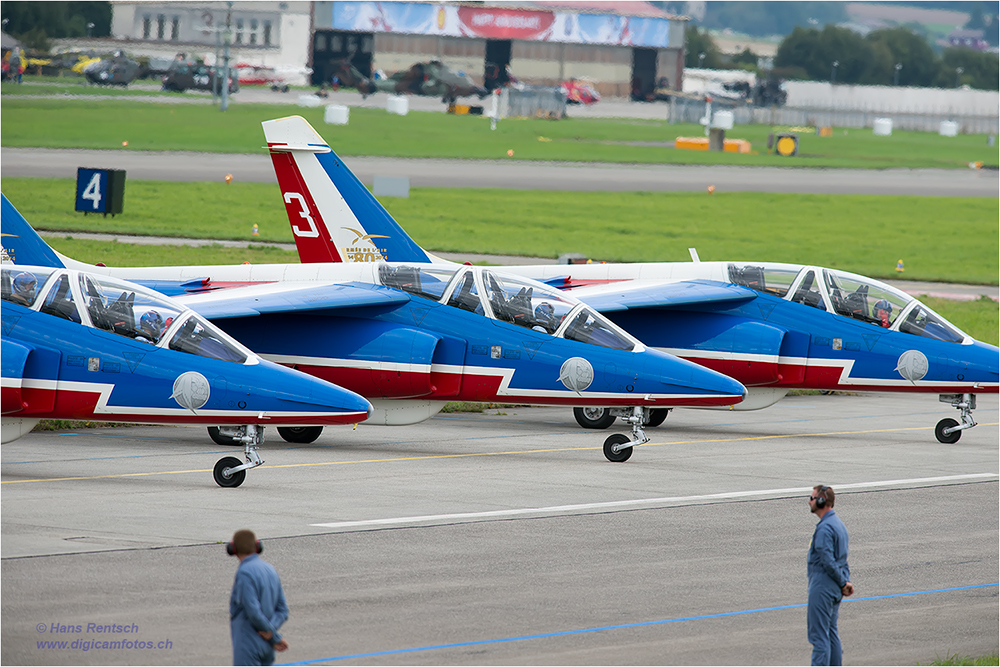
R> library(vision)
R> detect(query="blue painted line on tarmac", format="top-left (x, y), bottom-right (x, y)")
top-left (278, 583), bottom-right (998, 666)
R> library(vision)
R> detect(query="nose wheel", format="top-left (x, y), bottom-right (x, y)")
top-left (212, 425), bottom-right (266, 487)
top-left (602, 407), bottom-right (650, 462)
top-left (214, 457), bottom-right (246, 487)
top-left (935, 394), bottom-right (978, 444)
top-left (603, 434), bottom-right (633, 462)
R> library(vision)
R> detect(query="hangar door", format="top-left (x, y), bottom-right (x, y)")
top-left (312, 30), bottom-right (373, 86)
top-left (484, 40), bottom-right (511, 91)
top-left (631, 47), bottom-right (657, 101)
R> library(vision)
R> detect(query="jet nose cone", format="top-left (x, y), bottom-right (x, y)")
top-left (648, 351), bottom-right (746, 407)
top-left (311, 379), bottom-right (374, 418)
top-left (263, 360), bottom-right (372, 423)
top-left (970, 340), bottom-right (1000, 385)
top-left (703, 370), bottom-right (747, 404)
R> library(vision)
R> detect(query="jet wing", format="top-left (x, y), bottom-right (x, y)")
top-left (574, 279), bottom-right (758, 313)
top-left (177, 281), bottom-right (410, 319)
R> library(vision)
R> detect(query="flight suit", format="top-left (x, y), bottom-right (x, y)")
top-left (807, 510), bottom-right (850, 666)
top-left (230, 554), bottom-right (289, 666)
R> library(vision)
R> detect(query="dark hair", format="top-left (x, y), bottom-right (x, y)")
top-left (813, 485), bottom-right (835, 507)
top-left (232, 529), bottom-right (257, 555)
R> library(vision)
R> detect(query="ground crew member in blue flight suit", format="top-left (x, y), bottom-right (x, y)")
top-left (807, 485), bottom-right (854, 666)
top-left (229, 529), bottom-right (289, 666)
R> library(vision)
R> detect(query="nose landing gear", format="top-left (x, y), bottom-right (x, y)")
top-left (603, 406), bottom-right (651, 462)
top-left (935, 393), bottom-right (978, 444)
top-left (213, 425), bottom-right (266, 487)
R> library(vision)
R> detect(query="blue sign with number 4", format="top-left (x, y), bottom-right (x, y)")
top-left (76, 168), bottom-right (109, 213)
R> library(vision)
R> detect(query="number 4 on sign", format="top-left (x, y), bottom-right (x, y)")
top-left (82, 173), bottom-right (103, 210)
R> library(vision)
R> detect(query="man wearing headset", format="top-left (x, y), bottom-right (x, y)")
top-left (807, 485), bottom-right (854, 666)
top-left (229, 530), bottom-right (289, 665)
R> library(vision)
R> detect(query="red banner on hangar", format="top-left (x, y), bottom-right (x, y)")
top-left (456, 6), bottom-right (555, 40)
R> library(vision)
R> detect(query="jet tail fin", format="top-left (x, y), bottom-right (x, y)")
top-left (262, 116), bottom-right (435, 264)
top-left (1, 194), bottom-right (77, 269)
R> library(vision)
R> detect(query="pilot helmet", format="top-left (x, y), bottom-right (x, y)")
top-left (873, 299), bottom-right (892, 316)
top-left (12, 272), bottom-right (37, 303)
top-left (534, 301), bottom-right (555, 323)
top-left (140, 309), bottom-right (165, 342)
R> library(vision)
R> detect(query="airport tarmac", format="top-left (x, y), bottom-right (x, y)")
top-left (5, 146), bottom-right (997, 197)
top-left (2, 392), bottom-right (997, 665)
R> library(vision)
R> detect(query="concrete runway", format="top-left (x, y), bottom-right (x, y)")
top-left (2, 392), bottom-right (997, 665)
top-left (5, 82), bottom-right (997, 195)
top-left (4, 146), bottom-right (997, 197)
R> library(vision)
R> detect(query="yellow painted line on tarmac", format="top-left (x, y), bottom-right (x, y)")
top-left (3, 422), bottom-right (996, 485)
top-left (0, 468), bottom-right (214, 484)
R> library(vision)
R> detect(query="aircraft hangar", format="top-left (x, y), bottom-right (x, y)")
top-left (312, 1), bottom-right (689, 100)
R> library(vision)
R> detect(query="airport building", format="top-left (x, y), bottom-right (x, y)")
top-left (312, 2), bottom-right (688, 99)
top-left (98, 1), bottom-right (687, 97)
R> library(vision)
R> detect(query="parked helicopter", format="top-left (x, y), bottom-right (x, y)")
top-left (162, 58), bottom-right (238, 93)
top-left (83, 51), bottom-right (141, 86)
top-left (332, 58), bottom-right (488, 104)
top-left (258, 115), bottom-right (999, 444)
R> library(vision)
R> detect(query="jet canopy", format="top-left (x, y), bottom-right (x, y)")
top-left (378, 264), bottom-right (642, 351)
top-left (727, 263), bottom-right (969, 344)
top-left (1, 266), bottom-right (258, 364)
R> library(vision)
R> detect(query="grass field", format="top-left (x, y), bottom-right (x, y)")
top-left (1, 92), bottom-right (997, 169)
top-left (6, 177), bottom-right (997, 285)
top-left (926, 653), bottom-right (1000, 666)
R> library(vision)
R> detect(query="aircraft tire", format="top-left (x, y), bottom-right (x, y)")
top-left (934, 418), bottom-right (961, 444)
top-left (574, 407), bottom-right (616, 429)
top-left (277, 426), bottom-right (324, 444)
top-left (645, 409), bottom-right (669, 427)
top-left (208, 426), bottom-right (239, 446)
top-left (214, 457), bottom-right (246, 487)
top-left (603, 433), bottom-right (633, 462)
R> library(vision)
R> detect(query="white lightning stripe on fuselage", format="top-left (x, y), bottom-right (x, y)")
top-left (658, 347), bottom-right (999, 390)
top-left (7, 378), bottom-right (366, 420)
top-left (262, 354), bottom-right (741, 401)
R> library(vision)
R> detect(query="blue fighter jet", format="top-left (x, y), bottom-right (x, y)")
top-left (258, 115), bottom-right (999, 444)
top-left (1, 196), bottom-right (747, 463)
top-left (1, 264), bottom-right (372, 487)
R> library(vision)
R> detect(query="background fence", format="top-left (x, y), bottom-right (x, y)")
top-left (666, 96), bottom-right (999, 134)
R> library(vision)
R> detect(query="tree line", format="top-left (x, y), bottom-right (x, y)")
top-left (685, 24), bottom-right (998, 91)
top-left (1, 1), bottom-right (111, 50)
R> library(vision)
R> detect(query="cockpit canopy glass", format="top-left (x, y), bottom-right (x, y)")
top-left (378, 264), bottom-right (638, 351)
top-left (79, 273), bottom-right (250, 362)
top-left (81, 273), bottom-right (187, 343)
top-left (378, 264), bottom-right (456, 302)
top-left (728, 264), bottom-right (799, 298)
top-left (2, 267), bottom-right (253, 363)
top-left (1, 266), bottom-right (57, 308)
top-left (823, 269), bottom-right (909, 328)
top-left (481, 270), bottom-right (576, 334)
top-left (726, 263), bottom-right (969, 344)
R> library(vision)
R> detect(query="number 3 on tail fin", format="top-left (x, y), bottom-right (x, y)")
top-left (285, 192), bottom-right (319, 238)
